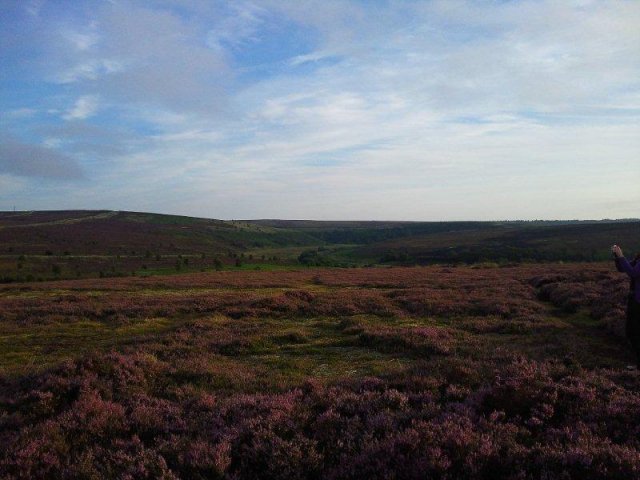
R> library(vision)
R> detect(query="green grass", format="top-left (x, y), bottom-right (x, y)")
top-left (213, 316), bottom-right (414, 389)
top-left (0, 317), bottom-right (176, 376)
top-left (1, 299), bottom-right (630, 382)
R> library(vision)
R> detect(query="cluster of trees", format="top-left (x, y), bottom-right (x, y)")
top-left (298, 249), bottom-right (355, 267)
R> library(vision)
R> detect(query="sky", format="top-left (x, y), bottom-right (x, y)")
top-left (1, 0), bottom-right (639, 221)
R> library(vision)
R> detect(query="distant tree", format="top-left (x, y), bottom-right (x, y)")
top-left (235, 258), bottom-right (242, 267)
top-left (214, 258), bottom-right (223, 271)
top-left (51, 264), bottom-right (61, 276)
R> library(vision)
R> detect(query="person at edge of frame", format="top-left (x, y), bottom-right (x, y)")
top-left (612, 244), bottom-right (640, 370)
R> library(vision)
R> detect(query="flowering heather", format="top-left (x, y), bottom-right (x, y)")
top-left (529, 266), bottom-right (629, 335)
top-left (1, 263), bottom-right (639, 478)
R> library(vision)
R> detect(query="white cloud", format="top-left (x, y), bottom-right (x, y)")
top-left (56, 59), bottom-right (123, 84)
top-left (205, 1), bottom-right (267, 51)
top-left (63, 95), bottom-right (100, 120)
top-left (63, 26), bottom-right (99, 51)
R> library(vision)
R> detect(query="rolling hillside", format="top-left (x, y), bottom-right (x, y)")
top-left (0, 210), bottom-right (319, 281)
top-left (0, 210), bottom-right (638, 281)
top-left (352, 220), bottom-right (640, 264)
top-left (0, 210), bottom-right (318, 255)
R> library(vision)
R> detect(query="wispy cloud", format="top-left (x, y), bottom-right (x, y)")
top-left (205, 1), bottom-right (267, 51)
top-left (63, 95), bottom-right (100, 120)
top-left (56, 59), bottom-right (123, 84)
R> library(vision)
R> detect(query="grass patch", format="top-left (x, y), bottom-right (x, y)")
top-left (0, 317), bottom-right (175, 376)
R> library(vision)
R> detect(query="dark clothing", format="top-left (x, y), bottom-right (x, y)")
top-left (626, 295), bottom-right (640, 368)
top-left (615, 256), bottom-right (640, 302)
top-left (615, 256), bottom-right (640, 367)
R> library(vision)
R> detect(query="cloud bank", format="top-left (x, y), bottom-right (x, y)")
top-left (0, 137), bottom-right (84, 179)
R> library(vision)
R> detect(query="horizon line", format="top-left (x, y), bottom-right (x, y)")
top-left (0, 209), bottom-right (638, 224)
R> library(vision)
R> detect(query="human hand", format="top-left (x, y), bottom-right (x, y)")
top-left (612, 245), bottom-right (623, 258)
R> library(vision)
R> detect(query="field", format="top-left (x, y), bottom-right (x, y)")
top-left (1, 262), bottom-right (639, 479)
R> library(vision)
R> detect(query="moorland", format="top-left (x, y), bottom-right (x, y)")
top-left (0, 210), bottom-right (639, 479)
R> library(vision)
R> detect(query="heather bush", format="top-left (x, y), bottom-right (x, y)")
top-left (3, 351), bottom-right (639, 479)
top-left (529, 268), bottom-right (628, 336)
top-left (357, 326), bottom-right (454, 357)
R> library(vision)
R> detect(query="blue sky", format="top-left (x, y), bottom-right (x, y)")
top-left (1, 0), bottom-right (638, 220)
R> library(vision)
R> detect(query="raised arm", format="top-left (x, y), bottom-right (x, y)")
top-left (613, 245), bottom-right (625, 272)
top-left (616, 256), bottom-right (640, 279)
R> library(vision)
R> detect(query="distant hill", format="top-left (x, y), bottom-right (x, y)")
top-left (0, 210), bottom-right (319, 281)
top-left (0, 210), bottom-right (319, 256)
top-left (0, 210), bottom-right (638, 281)
top-left (352, 221), bottom-right (640, 264)
top-left (247, 218), bottom-right (640, 265)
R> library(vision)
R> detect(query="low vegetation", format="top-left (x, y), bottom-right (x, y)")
top-left (1, 263), bottom-right (638, 478)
